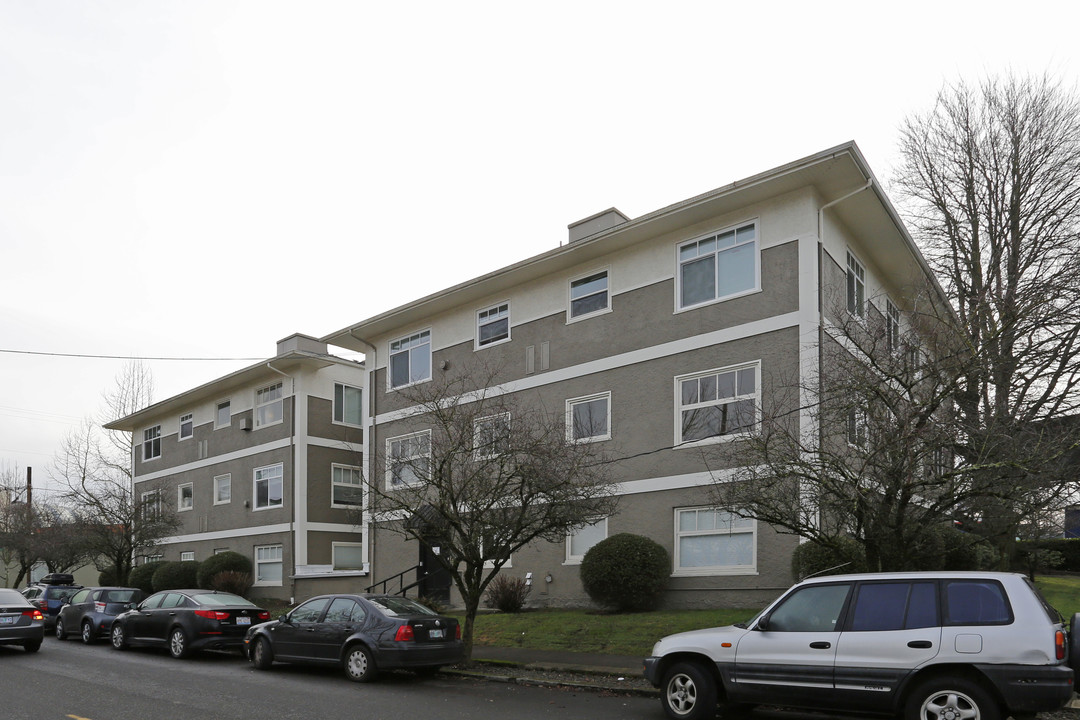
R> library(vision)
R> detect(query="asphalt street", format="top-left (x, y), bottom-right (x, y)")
top-left (0, 640), bottom-right (655, 720)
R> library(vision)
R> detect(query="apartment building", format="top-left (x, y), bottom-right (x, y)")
top-left (321, 142), bottom-right (939, 609)
top-left (105, 333), bottom-right (367, 602)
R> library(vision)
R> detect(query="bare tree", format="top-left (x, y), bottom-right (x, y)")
top-left (895, 73), bottom-right (1080, 552)
top-left (0, 462), bottom-right (37, 587)
top-left (360, 362), bottom-right (617, 661)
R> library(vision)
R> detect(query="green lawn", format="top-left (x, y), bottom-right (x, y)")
top-left (1034, 575), bottom-right (1080, 618)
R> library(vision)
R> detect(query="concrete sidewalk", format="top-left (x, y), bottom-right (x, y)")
top-left (471, 645), bottom-right (642, 675)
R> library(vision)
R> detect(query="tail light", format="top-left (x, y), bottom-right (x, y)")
top-left (394, 624), bottom-right (415, 642)
top-left (455, 624), bottom-right (461, 640)
top-left (22, 609), bottom-right (44, 621)
top-left (194, 609), bottom-right (231, 621)
top-left (257, 611), bottom-right (271, 621)
top-left (34, 600), bottom-right (46, 611)
top-left (1056, 630), bottom-right (1066, 661)
top-left (95, 602), bottom-right (106, 614)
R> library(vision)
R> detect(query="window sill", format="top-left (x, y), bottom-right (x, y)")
top-left (566, 306), bottom-right (612, 325)
top-left (671, 569), bottom-right (759, 577)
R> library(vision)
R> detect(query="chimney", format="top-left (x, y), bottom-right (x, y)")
top-left (567, 208), bottom-right (630, 244)
top-left (276, 333), bottom-right (327, 356)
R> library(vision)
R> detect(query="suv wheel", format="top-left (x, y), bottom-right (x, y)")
top-left (905, 677), bottom-right (1001, 720)
top-left (660, 661), bottom-right (717, 720)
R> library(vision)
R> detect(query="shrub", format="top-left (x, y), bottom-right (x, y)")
top-left (579, 533), bottom-right (669, 612)
top-left (152, 560), bottom-right (201, 591)
top-left (128, 561), bottom-right (166, 594)
top-left (98, 565), bottom-right (123, 586)
top-left (197, 551), bottom-right (253, 589)
top-left (208, 570), bottom-right (253, 596)
top-left (791, 537), bottom-right (867, 580)
top-left (484, 575), bottom-right (531, 612)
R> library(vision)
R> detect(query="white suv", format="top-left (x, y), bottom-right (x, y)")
top-left (643, 571), bottom-right (1076, 720)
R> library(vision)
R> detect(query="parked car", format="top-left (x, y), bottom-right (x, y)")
top-left (0, 587), bottom-right (45, 652)
top-left (643, 571), bottom-right (1078, 720)
top-left (56, 586), bottom-right (146, 644)
top-left (21, 573), bottom-right (83, 630)
top-left (110, 589), bottom-right (269, 658)
top-left (244, 594), bottom-right (463, 682)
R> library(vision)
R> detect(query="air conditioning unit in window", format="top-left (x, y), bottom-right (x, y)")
top-left (240, 417), bottom-right (252, 431)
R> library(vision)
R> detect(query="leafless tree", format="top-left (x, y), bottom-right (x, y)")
top-left (894, 72), bottom-right (1080, 553)
top-left (0, 462), bottom-right (37, 587)
top-left (359, 362), bottom-right (618, 661)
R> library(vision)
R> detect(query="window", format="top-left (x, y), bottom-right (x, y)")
top-left (765, 583), bottom-right (851, 632)
top-left (677, 364), bottom-right (757, 445)
top-left (141, 490), bottom-right (161, 521)
top-left (389, 330), bottom-right (431, 389)
top-left (214, 474), bottom-right (231, 505)
top-left (474, 413), bottom-right (511, 459)
top-left (566, 517), bottom-right (607, 564)
top-left (142, 425), bottom-right (161, 461)
top-left (332, 542), bottom-right (365, 571)
top-left (179, 413), bottom-right (193, 440)
top-left (253, 463), bottom-right (283, 510)
top-left (675, 507), bottom-right (755, 575)
top-left (476, 302), bottom-right (510, 348)
top-left (254, 544), bottom-right (283, 586)
top-left (331, 464), bottom-right (363, 507)
top-left (847, 251), bottom-right (866, 318)
top-left (566, 393), bottom-right (611, 443)
top-left (886, 300), bottom-right (901, 354)
top-left (386, 431), bottom-right (430, 488)
top-left (178, 483), bottom-right (193, 512)
top-left (678, 222), bottom-right (758, 309)
top-left (290, 597), bottom-right (329, 623)
top-left (334, 383), bottom-right (363, 426)
top-left (849, 582), bottom-right (937, 631)
top-left (944, 580), bottom-right (1012, 625)
top-left (325, 596), bottom-right (365, 623)
top-left (569, 270), bottom-right (609, 320)
top-left (847, 406), bottom-right (867, 448)
top-left (180, 551), bottom-right (195, 562)
top-left (216, 400), bottom-right (231, 429)
top-left (255, 382), bottom-right (283, 428)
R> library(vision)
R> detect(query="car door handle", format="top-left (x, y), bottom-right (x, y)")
top-left (809, 641), bottom-right (831, 649)
top-left (908, 640), bottom-right (933, 649)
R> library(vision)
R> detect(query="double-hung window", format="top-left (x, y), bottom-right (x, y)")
top-left (178, 483), bottom-right (193, 511)
top-left (677, 364), bottom-right (757, 445)
top-left (566, 392), bottom-right (611, 443)
top-left (179, 413), bottom-right (193, 440)
top-left (333, 383), bottom-right (363, 426)
top-left (141, 490), bottom-right (161, 521)
top-left (477, 303), bottom-right (510, 348)
top-left (569, 270), bottom-right (609, 320)
top-left (847, 406), bottom-right (868, 448)
top-left (386, 431), bottom-right (430, 488)
top-left (886, 300), bottom-right (901, 354)
top-left (331, 464), bottom-right (363, 507)
top-left (142, 426), bottom-right (161, 461)
top-left (474, 413), bottom-right (511, 459)
top-left (255, 382), bottom-right (283, 428)
top-left (253, 463), bottom-right (283, 510)
top-left (678, 222), bottom-right (758, 309)
top-left (675, 508), bottom-right (755, 575)
top-left (332, 543), bottom-right (365, 571)
top-left (389, 331), bottom-right (431, 389)
top-left (216, 400), bottom-right (231, 429)
top-left (254, 544), bottom-right (283, 586)
top-left (214, 474), bottom-right (231, 505)
top-left (566, 517), bottom-right (608, 564)
top-left (847, 251), bottom-right (866, 319)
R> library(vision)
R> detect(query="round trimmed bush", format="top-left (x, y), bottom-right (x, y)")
top-left (98, 565), bottom-right (122, 586)
top-left (579, 533), bottom-right (669, 612)
top-left (791, 537), bottom-right (867, 579)
top-left (128, 561), bottom-right (166, 594)
top-left (152, 561), bottom-right (201, 591)
top-left (197, 551), bottom-right (253, 589)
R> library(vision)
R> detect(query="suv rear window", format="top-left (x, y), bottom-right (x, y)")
top-left (943, 580), bottom-right (1012, 625)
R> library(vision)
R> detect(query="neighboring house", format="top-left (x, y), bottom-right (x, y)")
top-left (104, 333), bottom-right (367, 602)
top-left (320, 141), bottom-right (942, 609)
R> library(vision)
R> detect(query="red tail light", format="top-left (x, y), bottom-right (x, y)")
top-left (194, 609), bottom-right (231, 621)
top-left (1056, 630), bottom-right (1066, 660)
top-left (257, 611), bottom-right (270, 621)
top-left (22, 609), bottom-right (44, 621)
top-left (34, 600), bottom-right (46, 610)
top-left (95, 602), bottom-right (106, 613)
top-left (455, 624), bottom-right (461, 640)
top-left (394, 624), bottom-right (415, 642)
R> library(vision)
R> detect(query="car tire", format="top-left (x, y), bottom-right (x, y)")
top-left (55, 618), bottom-right (66, 640)
top-left (252, 636), bottom-right (274, 670)
top-left (110, 623), bottom-right (128, 650)
top-left (24, 640), bottom-right (41, 653)
top-left (660, 661), bottom-right (718, 720)
top-left (168, 627), bottom-right (189, 659)
top-left (81, 620), bottom-right (95, 645)
top-left (905, 676), bottom-right (1001, 720)
top-left (343, 644), bottom-right (378, 683)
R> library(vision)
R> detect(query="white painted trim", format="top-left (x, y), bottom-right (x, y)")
top-left (158, 522), bottom-right (292, 545)
top-left (566, 266), bottom-right (613, 324)
top-left (674, 218), bottom-right (762, 313)
top-left (565, 392), bottom-right (611, 443)
top-left (132, 438), bottom-right (291, 484)
top-left (475, 300), bottom-right (512, 351)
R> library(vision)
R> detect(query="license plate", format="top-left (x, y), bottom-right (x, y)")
top-left (0, 616), bottom-right (13, 625)
top-left (429, 628), bottom-right (444, 639)
top-left (236, 617), bottom-right (251, 625)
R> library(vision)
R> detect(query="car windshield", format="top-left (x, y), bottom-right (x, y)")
top-left (193, 593), bottom-right (255, 607)
top-left (368, 597), bottom-right (437, 616)
top-left (104, 590), bottom-right (139, 603)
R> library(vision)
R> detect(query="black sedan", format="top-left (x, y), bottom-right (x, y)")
top-left (110, 589), bottom-right (269, 658)
top-left (245, 594), bottom-right (463, 682)
top-left (56, 586), bottom-right (146, 644)
top-left (0, 588), bottom-right (45, 653)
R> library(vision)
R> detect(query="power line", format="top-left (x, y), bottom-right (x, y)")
top-left (0, 349), bottom-right (263, 361)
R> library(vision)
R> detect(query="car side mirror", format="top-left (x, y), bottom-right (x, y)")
top-left (279, 613), bottom-right (290, 624)
top-left (755, 613), bottom-right (770, 631)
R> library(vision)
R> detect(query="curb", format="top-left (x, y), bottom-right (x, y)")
top-left (443, 663), bottom-right (658, 698)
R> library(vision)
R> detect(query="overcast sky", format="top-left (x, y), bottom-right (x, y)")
top-left (2, 1), bottom-right (1077, 497)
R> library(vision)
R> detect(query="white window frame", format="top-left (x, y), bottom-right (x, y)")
top-left (214, 474), bottom-right (231, 505)
top-left (475, 302), bottom-right (511, 349)
top-left (333, 383), bottom-right (363, 427)
top-left (142, 425), bottom-right (161, 461)
top-left (886, 299), bottom-right (901, 355)
top-left (331, 463), bottom-right (364, 508)
top-left (567, 268), bottom-right (611, 322)
top-left (674, 507), bottom-right (757, 576)
top-left (178, 482), bottom-right (193, 512)
top-left (565, 517), bottom-right (608, 564)
top-left (388, 329), bottom-right (432, 390)
top-left (255, 382), bottom-right (284, 429)
top-left (565, 392), bottom-right (611, 443)
top-left (253, 463), bottom-right (284, 511)
top-left (481, 535), bottom-right (513, 569)
top-left (473, 413), bottom-right (511, 460)
top-left (254, 544), bottom-right (283, 586)
top-left (216, 400), bottom-right (231, 429)
top-left (332, 542), bottom-right (365, 571)
top-left (180, 551), bottom-right (195, 562)
top-left (385, 430), bottom-right (430, 490)
top-left (141, 490), bottom-right (161, 521)
top-left (676, 220), bottom-right (760, 311)
top-left (179, 413), bottom-right (193, 441)
top-left (847, 250), bottom-right (866, 320)
top-left (675, 362), bottom-right (759, 447)
top-left (847, 405), bottom-right (868, 448)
